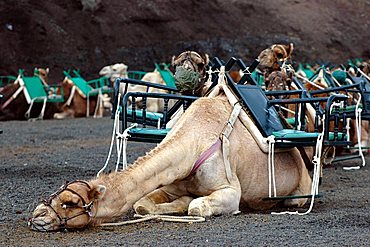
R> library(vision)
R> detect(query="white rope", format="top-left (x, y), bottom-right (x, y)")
top-left (266, 136), bottom-right (276, 198)
top-left (272, 115), bottom-right (325, 215)
top-left (97, 93), bottom-right (138, 177)
top-left (115, 123), bottom-right (138, 171)
top-left (97, 92), bottom-right (122, 177)
top-left (357, 67), bottom-right (370, 81)
top-left (25, 96), bottom-right (47, 120)
top-left (65, 85), bottom-right (76, 107)
top-left (99, 214), bottom-right (205, 227)
top-left (297, 104), bottom-right (302, 130)
top-left (295, 73), bottom-right (326, 90)
top-left (93, 89), bottom-right (103, 118)
top-left (344, 93), bottom-right (365, 170)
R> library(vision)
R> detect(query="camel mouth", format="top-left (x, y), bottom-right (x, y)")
top-left (28, 217), bottom-right (59, 232)
top-left (28, 204), bottom-right (61, 232)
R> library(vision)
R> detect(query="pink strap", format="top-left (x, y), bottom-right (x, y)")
top-left (189, 139), bottom-right (221, 175)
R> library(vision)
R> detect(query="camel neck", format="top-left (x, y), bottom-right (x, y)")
top-left (89, 139), bottom-right (195, 223)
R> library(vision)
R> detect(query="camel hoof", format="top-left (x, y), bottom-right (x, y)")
top-left (188, 198), bottom-right (213, 217)
top-left (134, 205), bottom-right (151, 215)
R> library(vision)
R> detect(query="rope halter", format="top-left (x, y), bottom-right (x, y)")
top-left (29, 180), bottom-right (94, 231)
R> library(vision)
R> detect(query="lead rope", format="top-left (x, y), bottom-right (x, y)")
top-left (266, 136), bottom-right (277, 198)
top-left (344, 93), bottom-right (365, 170)
top-left (99, 214), bottom-right (205, 227)
top-left (115, 123), bottom-right (138, 171)
top-left (271, 115), bottom-right (325, 215)
top-left (97, 90), bottom-right (138, 177)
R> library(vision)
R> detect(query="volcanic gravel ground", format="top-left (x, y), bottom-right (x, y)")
top-left (0, 117), bottom-right (369, 246)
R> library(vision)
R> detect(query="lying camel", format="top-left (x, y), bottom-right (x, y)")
top-left (99, 63), bottom-right (128, 84)
top-left (53, 77), bottom-right (104, 119)
top-left (29, 91), bottom-right (312, 231)
top-left (172, 50), bottom-right (209, 96)
top-left (0, 68), bottom-right (59, 121)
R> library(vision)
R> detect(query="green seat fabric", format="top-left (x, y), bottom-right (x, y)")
top-left (22, 76), bottom-right (48, 102)
top-left (272, 129), bottom-right (320, 139)
top-left (252, 70), bottom-right (264, 86)
top-left (69, 77), bottom-right (95, 97)
top-left (332, 70), bottom-right (347, 84)
top-left (155, 63), bottom-right (177, 89)
top-left (128, 71), bottom-right (147, 80)
top-left (336, 104), bottom-right (362, 113)
top-left (285, 117), bottom-right (296, 125)
top-left (22, 76), bottom-right (64, 103)
top-left (126, 108), bottom-right (163, 121)
top-left (129, 128), bottom-right (171, 136)
top-left (273, 129), bottom-right (345, 140)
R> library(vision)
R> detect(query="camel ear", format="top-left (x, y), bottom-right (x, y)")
top-left (287, 43), bottom-right (294, 57)
top-left (88, 185), bottom-right (106, 200)
top-left (171, 55), bottom-right (177, 66)
top-left (203, 54), bottom-right (209, 66)
top-left (46, 68), bottom-right (49, 74)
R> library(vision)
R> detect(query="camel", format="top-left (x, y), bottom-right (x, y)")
top-left (172, 51), bottom-right (209, 96)
top-left (99, 63), bottom-right (128, 84)
top-left (258, 43), bottom-right (294, 81)
top-left (0, 68), bottom-right (59, 121)
top-left (53, 77), bottom-right (104, 119)
top-left (99, 62), bottom-right (172, 112)
top-left (29, 88), bottom-right (312, 231)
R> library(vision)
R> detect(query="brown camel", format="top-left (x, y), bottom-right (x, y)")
top-left (258, 43), bottom-right (294, 71)
top-left (53, 77), bottom-right (103, 119)
top-left (0, 68), bottom-right (60, 121)
top-left (172, 50), bottom-right (209, 96)
top-left (29, 91), bottom-right (312, 231)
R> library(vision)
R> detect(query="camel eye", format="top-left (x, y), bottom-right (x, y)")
top-left (62, 201), bottom-right (78, 208)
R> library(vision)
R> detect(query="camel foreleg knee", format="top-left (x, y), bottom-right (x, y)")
top-left (134, 188), bottom-right (193, 215)
top-left (188, 187), bottom-right (240, 217)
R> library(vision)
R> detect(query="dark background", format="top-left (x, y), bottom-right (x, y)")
top-left (1, 0), bottom-right (369, 83)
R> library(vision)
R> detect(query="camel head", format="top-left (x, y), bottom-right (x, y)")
top-left (34, 67), bottom-right (50, 84)
top-left (265, 70), bottom-right (292, 92)
top-left (172, 51), bottom-right (209, 96)
top-left (258, 43), bottom-right (294, 71)
top-left (99, 63), bottom-right (128, 82)
top-left (28, 180), bottom-right (106, 232)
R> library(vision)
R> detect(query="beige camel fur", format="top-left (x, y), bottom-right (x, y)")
top-left (99, 63), bottom-right (171, 112)
top-left (29, 92), bottom-right (312, 232)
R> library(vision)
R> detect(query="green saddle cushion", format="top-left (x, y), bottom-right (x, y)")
top-left (126, 108), bottom-right (163, 120)
top-left (285, 117), bottom-right (296, 125)
top-left (273, 129), bottom-right (346, 140)
top-left (272, 129), bottom-right (319, 139)
top-left (129, 128), bottom-right (171, 136)
top-left (23, 76), bottom-right (47, 101)
top-left (70, 77), bottom-right (93, 96)
top-left (332, 70), bottom-right (347, 84)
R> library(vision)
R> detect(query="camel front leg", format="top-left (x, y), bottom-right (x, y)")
top-left (188, 187), bottom-right (241, 217)
top-left (134, 186), bottom-right (194, 215)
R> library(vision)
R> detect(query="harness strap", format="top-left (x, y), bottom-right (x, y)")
top-left (221, 103), bottom-right (242, 183)
top-left (25, 96), bottom-right (47, 120)
top-left (1, 85), bottom-right (24, 110)
top-left (65, 85), bottom-right (76, 107)
top-left (189, 139), bottom-right (221, 176)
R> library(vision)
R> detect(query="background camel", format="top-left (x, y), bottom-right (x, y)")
top-left (0, 68), bottom-right (59, 121)
top-left (29, 92), bottom-right (311, 231)
top-left (53, 77), bottom-right (104, 119)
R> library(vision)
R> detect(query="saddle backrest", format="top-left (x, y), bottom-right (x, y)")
top-left (230, 84), bottom-right (285, 137)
